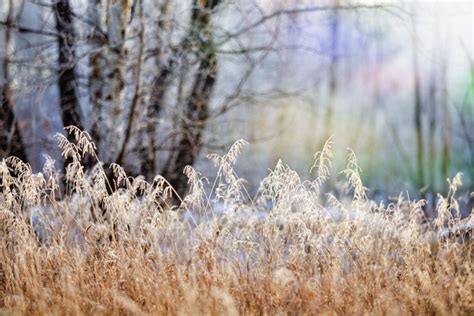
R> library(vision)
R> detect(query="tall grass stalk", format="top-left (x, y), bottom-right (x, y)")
top-left (0, 128), bottom-right (472, 315)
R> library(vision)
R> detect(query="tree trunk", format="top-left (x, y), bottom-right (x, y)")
top-left (116, 0), bottom-right (145, 167)
top-left (89, 0), bottom-right (131, 162)
top-left (0, 0), bottom-right (27, 161)
top-left (0, 90), bottom-right (26, 161)
top-left (54, 0), bottom-right (83, 133)
top-left (440, 57), bottom-right (451, 190)
top-left (137, 0), bottom-right (172, 180)
top-left (427, 64), bottom-right (437, 205)
top-left (161, 0), bottom-right (220, 200)
top-left (89, 0), bottom-right (106, 154)
top-left (414, 63), bottom-right (425, 195)
top-left (53, 0), bottom-right (99, 176)
top-left (412, 25), bottom-right (425, 197)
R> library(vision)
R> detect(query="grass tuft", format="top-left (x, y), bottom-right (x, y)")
top-left (0, 131), bottom-right (472, 315)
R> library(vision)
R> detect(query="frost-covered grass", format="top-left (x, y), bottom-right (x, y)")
top-left (0, 127), bottom-right (472, 315)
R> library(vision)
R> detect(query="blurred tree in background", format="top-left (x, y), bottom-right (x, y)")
top-left (0, 0), bottom-right (472, 204)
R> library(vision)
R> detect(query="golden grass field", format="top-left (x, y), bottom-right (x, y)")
top-left (0, 128), bottom-right (472, 315)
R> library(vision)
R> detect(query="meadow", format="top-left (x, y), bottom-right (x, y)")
top-left (0, 128), bottom-right (472, 315)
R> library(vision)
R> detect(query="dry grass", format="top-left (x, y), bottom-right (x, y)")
top-left (0, 128), bottom-right (472, 315)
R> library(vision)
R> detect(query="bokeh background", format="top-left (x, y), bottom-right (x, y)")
top-left (1, 0), bottom-right (472, 202)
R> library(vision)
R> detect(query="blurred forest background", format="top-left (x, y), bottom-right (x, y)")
top-left (0, 0), bottom-right (472, 204)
